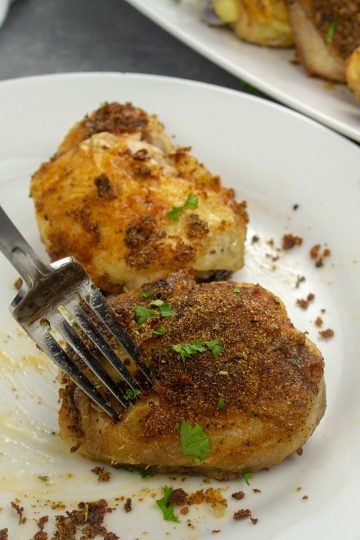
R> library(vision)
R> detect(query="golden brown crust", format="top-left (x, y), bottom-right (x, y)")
top-left (59, 272), bottom-right (325, 477)
top-left (31, 104), bottom-right (248, 293)
top-left (295, 0), bottom-right (360, 60)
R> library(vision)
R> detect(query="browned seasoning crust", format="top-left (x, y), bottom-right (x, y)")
top-left (233, 508), bottom-right (252, 520)
top-left (59, 271), bottom-right (326, 479)
top-left (0, 530), bottom-right (8, 540)
top-left (296, 0), bottom-right (360, 60)
top-left (31, 102), bottom-right (248, 293)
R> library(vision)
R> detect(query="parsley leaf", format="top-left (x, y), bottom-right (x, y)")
top-left (124, 388), bottom-right (141, 401)
top-left (134, 306), bottom-right (158, 324)
top-left (166, 193), bottom-right (199, 222)
top-left (183, 192), bottom-right (198, 210)
top-left (205, 339), bottom-right (223, 358)
top-left (126, 467), bottom-right (154, 478)
top-left (172, 339), bottom-right (223, 361)
top-left (139, 288), bottom-right (158, 298)
top-left (156, 486), bottom-right (180, 523)
top-left (150, 299), bottom-right (176, 317)
top-left (326, 20), bottom-right (337, 44)
top-left (216, 398), bottom-right (225, 409)
top-left (153, 325), bottom-right (167, 337)
top-left (242, 471), bottom-right (252, 485)
top-left (176, 420), bottom-right (210, 462)
top-left (233, 286), bottom-right (241, 293)
top-left (166, 206), bottom-right (183, 222)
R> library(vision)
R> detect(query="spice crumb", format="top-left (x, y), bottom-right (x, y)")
top-left (11, 500), bottom-right (26, 524)
top-left (251, 235), bottom-right (260, 244)
top-left (295, 275), bottom-right (306, 288)
top-left (296, 447), bottom-right (303, 456)
top-left (124, 498), bottom-right (132, 513)
top-left (292, 204), bottom-right (299, 211)
top-left (180, 507), bottom-right (189, 515)
top-left (302, 495), bottom-right (309, 500)
top-left (0, 529), bottom-right (8, 540)
top-left (314, 317), bottom-right (323, 327)
top-left (282, 233), bottom-right (303, 250)
top-left (233, 508), bottom-right (252, 521)
top-left (212, 530), bottom-right (221, 534)
top-left (91, 466), bottom-right (111, 482)
top-left (252, 488), bottom-right (261, 493)
top-left (250, 517), bottom-right (259, 525)
top-left (319, 328), bottom-right (334, 339)
top-left (296, 293), bottom-right (315, 310)
top-left (231, 491), bottom-right (245, 500)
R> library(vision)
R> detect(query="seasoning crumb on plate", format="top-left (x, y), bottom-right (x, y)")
top-left (233, 508), bottom-right (252, 520)
top-left (91, 466), bottom-right (111, 482)
top-left (319, 329), bottom-right (335, 339)
top-left (296, 293), bottom-right (315, 309)
top-left (231, 491), bottom-right (245, 500)
top-left (11, 500), bottom-right (26, 525)
top-left (282, 233), bottom-right (303, 250)
top-left (124, 498), bottom-right (132, 513)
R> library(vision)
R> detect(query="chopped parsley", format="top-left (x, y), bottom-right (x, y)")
top-left (156, 486), bottom-right (180, 523)
top-left (326, 20), bottom-right (337, 44)
top-left (134, 306), bottom-right (158, 324)
top-left (139, 288), bottom-right (158, 298)
top-left (153, 325), bottom-right (167, 337)
top-left (172, 339), bottom-right (223, 361)
top-left (242, 471), bottom-right (252, 485)
top-left (124, 388), bottom-right (141, 401)
top-left (166, 192), bottom-right (199, 222)
top-left (176, 420), bottom-right (210, 463)
top-left (233, 286), bottom-right (241, 293)
top-left (150, 299), bottom-right (176, 317)
top-left (216, 398), bottom-right (225, 409)
top-left (126, 467), bottom-right (154, 478)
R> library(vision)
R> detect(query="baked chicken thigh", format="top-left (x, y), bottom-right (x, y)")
top-left (31, 103), bottom-right (248, 294)
top-left (59, 271), bottom-right (326, 479)
top-left (288, 0), bottom-right (360, 93)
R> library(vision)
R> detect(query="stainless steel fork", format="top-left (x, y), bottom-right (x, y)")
top-left (0, 206), bottom-right (155, 420)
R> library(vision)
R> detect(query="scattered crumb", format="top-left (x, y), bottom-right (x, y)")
top-left (169, 488), bottom-right (188, 506)
top-left (302, 495), bottom-right (309, 501)
top-left (319, 328), bottom-right (334, 339)
top-left (212, 530), bottom-right (221, 534)
top-left (282, 233), bottom-right (303, 250)
top-left (180, 507), bottom-right (189, 515)
top-left (321, 308), bottom-right (326, 314)
top-left (292, 204), bottom-right (299, 211)
top-left (231, 491), bottom-right (245, 500)
top-left (295, 275), bottom-right (306, 289)
top-left (296, 447), bottom-right (303, 456)
top-left (296, 293), bottom-right (315, 309)
top-left (233, 509), bottom-right (252, 521)
top-left (252, 489), bottom-right (261, 494)
top-left (310, 244), bottom-right (331, 267)
top-left (0, 530), bottom-right (8, 540)
top-left (91, 466), bottom-right (111, 482)
top-left (32, 515), bottom-right (48, 540)
top-left (250, 517), bottom-right (259, 525)
top-left (314, 317), bottom-right (323, 328)
top-left (70, 442), bottom-right (81, 453)
top-left (11, 500), bottom-right (26, 524)
top-left (296, 487), bottom-right (302, 492)
top-left (124, 498), bottom-right (132, 513)
top-left (251, 235), bottom-right (260, 244)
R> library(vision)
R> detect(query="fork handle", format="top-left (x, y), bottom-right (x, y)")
top-left (0, 206), bottom-right (49, 287)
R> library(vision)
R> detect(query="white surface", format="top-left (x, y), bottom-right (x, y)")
top-left (0, 73), bottom-right (360, 539)
top-left (126, 0), bottom-right (360, 142)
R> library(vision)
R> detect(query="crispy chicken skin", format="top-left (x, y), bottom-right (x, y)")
top-left (213, 0), bottom-right (293, 47)
top-left (59, 271), bottom-right (326, 479)
top-left (288, 0), bottom-right (360, 85)
top-left (31, 103), bottom-right (248, 294)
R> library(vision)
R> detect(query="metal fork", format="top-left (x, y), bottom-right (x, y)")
top-left (0, 206), bottom-right (155, 420)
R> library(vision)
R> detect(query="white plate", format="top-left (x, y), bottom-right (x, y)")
top-left (0, 73), bottom-right (360, 539)
top-left (126, 0), bottom-right (360, 142)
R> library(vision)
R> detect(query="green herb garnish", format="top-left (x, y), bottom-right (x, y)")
top-left (172, 339), bottom-right (223, 361)
top-left (176, 420), bottom-right (210, 463)
top-left (242, 471), bottom-right (252, 485)
top-left (153, 325), bottom-right (167, 337)
top-left (150, 299), bottom-right (176, 317)
top-left (166, 192), bottom-right (199, 222)
top-left (217, 398), bottom-right (225, 409)
top-left (126, 467), bottom-right (154, 478)
top-left (156, 486), bottom-right (180, 522)
top-left (134, 305), bottom-right (158, 324)
top-left (139, 288), bottom-right (158, 298)
top-left (326, 20), bottom-right (337, 44)
top-left (233, 286), bottom-right (241, 293)
top-left (124, 388), bottom-right (141, 401)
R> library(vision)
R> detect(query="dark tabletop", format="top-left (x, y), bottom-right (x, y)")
top-left (0, 0), bottom-right (253, 94)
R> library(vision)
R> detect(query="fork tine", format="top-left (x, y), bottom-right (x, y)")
top-left (65, 299), bottom-right (141, 391)
top-left (88, 288), bottom-right (156, 384)
top-left (35, 326), bottom-right (119, 420)
top-left (55, 313), bottom-right (129, 409)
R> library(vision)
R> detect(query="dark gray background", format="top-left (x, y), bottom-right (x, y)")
top-left (0, 0), bottom-right (259, 96)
